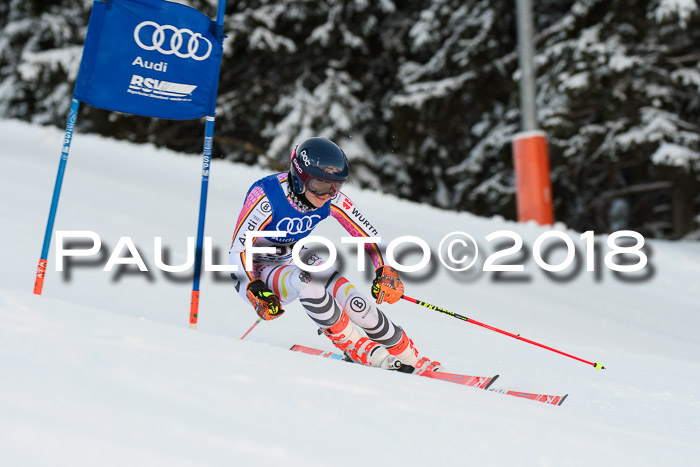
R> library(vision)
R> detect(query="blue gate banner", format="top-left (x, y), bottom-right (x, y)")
top-left (74, 0), bottom-right (223, 119)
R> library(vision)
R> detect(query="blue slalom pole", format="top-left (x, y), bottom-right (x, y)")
top-left (189, 0), bottom-right (226, 327)
top-left (189, 116), bottom-right (214, 327)
top-left (34, 98), bottom-right (81, 295)
top-left (215, 0), bottom-right (226, 37)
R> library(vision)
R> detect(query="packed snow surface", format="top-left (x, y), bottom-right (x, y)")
top-left (1, 119), bottom-right (699, 466)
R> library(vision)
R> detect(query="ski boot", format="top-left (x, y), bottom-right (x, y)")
top-left (385, 330), bottom-right (442, 375)
top-left (322, 311), bottom-right (404, 370)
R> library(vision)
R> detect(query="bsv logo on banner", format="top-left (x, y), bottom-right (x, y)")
top-left (129, 74), bottom-right (196, 99)
top-left (276, 215), bottom-right (321, 235)
top-left (134, 21), bottom-right (212, 61)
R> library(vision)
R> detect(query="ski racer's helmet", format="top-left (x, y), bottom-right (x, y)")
top-left (290, 137), bottom-right (349, 196)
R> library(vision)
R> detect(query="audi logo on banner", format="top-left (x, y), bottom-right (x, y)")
top-left (276, 215), bottom-right (321, 235)
top-left (134, 21), bottom-right (212, 61)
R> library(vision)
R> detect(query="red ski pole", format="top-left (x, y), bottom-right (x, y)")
top-left (401, 295), bottom-right (605, 370)
top-left (239, 318), bottom-right (262, 340)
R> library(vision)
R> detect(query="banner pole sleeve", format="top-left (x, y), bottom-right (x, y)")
top-left (216, 0), bottom-right (226, 30)
top-left (189, 116), bottom-right (215, 327)
top-left (34, 98), bottom-right (81, 295)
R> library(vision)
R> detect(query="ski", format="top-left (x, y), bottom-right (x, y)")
top-left (290, 344), bottom-right (497, 390)
top-left (289, 344), bottom-right (568, 405)
top-left (487, 388), bottom-right (568, 406)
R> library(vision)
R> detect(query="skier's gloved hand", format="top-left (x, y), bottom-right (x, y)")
top-left (246, 279), bottom-right (284, 320)
top-left (371, 265), bottom-right (404, 305)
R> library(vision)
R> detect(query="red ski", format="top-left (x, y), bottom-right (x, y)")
top-left (289, 344), bottom-right (568, 405)
top-left (488, 388), bottom-right (568, 406)
top-left (290, 344), bottom-right (497, 389)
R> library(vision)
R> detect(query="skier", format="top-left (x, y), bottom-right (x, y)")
top-left (228, 137), bottom-right (441, 373)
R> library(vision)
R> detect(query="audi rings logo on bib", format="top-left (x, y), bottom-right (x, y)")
top-left (134, 21), bottom-right (212, 61)
top-left (276, 215), bottom-right (321, 235)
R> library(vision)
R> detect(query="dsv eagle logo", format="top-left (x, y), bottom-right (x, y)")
top-left (276, 215), bottom-right (321, 235)
top-left (134, 21), bottom-right (212, 61)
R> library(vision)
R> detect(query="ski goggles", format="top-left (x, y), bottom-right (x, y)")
top-left (306, 177), bottom-right (344, 196)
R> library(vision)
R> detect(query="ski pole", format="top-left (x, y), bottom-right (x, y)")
top-left (240, 318), bottom-right (262, 340)
top-left (401, 295), bottom-right (605, 370)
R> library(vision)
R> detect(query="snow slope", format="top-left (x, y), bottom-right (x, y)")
top-left (1, 119), bottom-right (699, 466)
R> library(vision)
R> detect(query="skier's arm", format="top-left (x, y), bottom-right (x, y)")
top-left (329, 191), bottom-right (386, 268)
top-left (228, 185), bottom-right (273, 302)
top-left (330, 192), bottom-right (405, 304)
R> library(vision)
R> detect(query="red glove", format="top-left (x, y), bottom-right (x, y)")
top-left (371, 266), bottom-right (404, 305)
top-left (246, 280), bottom-right (284, 320)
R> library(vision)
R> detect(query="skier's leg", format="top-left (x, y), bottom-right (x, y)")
top-left (258, 253), bottom-right (440, 372)
top-left (295, 273), bottom-right (399, 368)
top-left (258, 256), bottom-right (398, 368)
top-left (322, 271), bottom-right (400, 342)
top-left (256, 263), bottom-right (304, 306)
top-left (257, 261), bottom-right (344, 327)
top-left (324, 270), bottom-right (441, 372)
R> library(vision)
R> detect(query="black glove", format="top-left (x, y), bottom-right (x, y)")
top-left (246, 279), bottom-right (284, 320)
